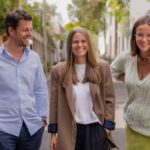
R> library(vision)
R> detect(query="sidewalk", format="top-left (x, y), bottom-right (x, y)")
top-left (112, 81), bottom-right (127, 150)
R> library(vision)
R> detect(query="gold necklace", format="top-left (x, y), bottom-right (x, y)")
top-left (139, 55), bottom-right (150, 63)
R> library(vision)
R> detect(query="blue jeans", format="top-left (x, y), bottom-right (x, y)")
top-left (0, 122), bottom-right (44, 150)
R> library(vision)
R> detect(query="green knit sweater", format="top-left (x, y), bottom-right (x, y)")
top-left (111, 51), bottom-right (150, 137)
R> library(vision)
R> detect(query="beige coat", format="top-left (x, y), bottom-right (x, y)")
top-left (49, 59), bottom-right (116, 150)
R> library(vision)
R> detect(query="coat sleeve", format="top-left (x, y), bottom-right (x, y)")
top-left (48, 66), bottom-right (58, 133)
top-left (103, 62), bottom-right (115, 130)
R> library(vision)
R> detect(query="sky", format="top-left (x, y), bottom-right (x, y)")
top-left (30, 0), bottom-right (71, 25)
top-left (48, 0), bottom-right (71, 24)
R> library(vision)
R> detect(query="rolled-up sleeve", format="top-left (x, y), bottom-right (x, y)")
top-left (48, 66), bottom-right (59, 133)
top-left (103, 62), bottom-right (115, 130)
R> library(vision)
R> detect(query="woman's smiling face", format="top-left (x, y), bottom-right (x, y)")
top-left (71, 32), bottom-right (89, 63)
top-left (135, 24), bottom-right (150, 53)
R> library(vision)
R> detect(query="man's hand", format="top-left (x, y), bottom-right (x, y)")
top-left (104, 128), bottom-right (111, 136)
top-left (50, 134), bottom-right (57, 150)
top-left (41, 117), bottom-right (47, 128)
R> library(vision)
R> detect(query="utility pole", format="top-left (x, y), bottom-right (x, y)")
top-left (42, 0), bottom-right (48, 73)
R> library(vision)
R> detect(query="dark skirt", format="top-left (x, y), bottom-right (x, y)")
top-left (75, 122), bottom-right (110, 150)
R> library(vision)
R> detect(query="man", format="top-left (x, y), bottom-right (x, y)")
top-left (0, 9), bottom-right (48, 150)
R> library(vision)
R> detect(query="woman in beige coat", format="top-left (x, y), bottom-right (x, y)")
top-left (48, 27), bottom-right (116, 150)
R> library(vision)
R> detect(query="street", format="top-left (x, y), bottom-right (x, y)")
top-left (112, 81), bottom-right (127, 150)
top-left (40, 81), bottom-right (128, 150)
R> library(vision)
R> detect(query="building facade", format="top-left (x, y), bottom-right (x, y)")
top-left (103, 0), bottom-right (150, 60)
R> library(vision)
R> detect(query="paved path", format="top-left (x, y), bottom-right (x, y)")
top-left (40, 81), bottom-right (128, 150)
top-left (112, 81), bottom-right (127, 150)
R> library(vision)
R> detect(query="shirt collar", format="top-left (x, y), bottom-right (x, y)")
top-left (0, 43), bottom-right (6, 55)
top-left (0, 43), bottom-right (30, 56)
top-left (24, 47), bottom-right (30, 56)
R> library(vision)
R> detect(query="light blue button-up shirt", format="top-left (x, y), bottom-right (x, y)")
top-left (0, 45), bottom-right (48, 136)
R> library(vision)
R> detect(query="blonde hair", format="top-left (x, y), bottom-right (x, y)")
top-left (62, 27), bottom-right (101, 86)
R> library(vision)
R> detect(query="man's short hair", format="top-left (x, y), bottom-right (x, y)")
top-left (5, 9), bottom-right (32, 36)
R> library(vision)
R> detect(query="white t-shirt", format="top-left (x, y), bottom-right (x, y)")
top-left (73, 64), bottom-right (99, 124)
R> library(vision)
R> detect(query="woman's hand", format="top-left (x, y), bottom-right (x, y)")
top-left (50, 133), bottom-right (57, 150)
top-left (104, 128), bottom-right (111, 137)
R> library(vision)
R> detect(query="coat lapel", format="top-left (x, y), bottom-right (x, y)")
top-left (65, 84), bottom-right (75, 119)
top-left (90, 82), bottom-right (103, 121)
top-left (90, 82), bottom-right (96, 103)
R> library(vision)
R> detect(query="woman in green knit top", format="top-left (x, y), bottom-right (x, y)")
top-left (111, 15), bottom-right (150, 150)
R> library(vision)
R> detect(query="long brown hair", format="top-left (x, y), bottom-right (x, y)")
top-left (62, 27), bottom-right (101, 86)
top-left (130, 15), bottom-right (150, 56)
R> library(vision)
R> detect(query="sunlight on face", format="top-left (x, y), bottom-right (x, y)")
top-left (135, 24), bottom-right (150, 53)
top-left (71, 32), bottom-right (89, 64)
top-left (14, 20), bottom-right (33, 47)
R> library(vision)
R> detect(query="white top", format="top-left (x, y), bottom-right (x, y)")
top-left (73, 64), bottom-right (99, 124)
top-left (111, 51), bottom-right (150, 137)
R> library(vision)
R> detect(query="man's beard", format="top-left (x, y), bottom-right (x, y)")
top-left (18, 40), bottom-right (29, 48)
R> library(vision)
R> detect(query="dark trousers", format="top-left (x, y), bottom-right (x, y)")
top-left (75, 122), bottom-right (109, 150)
top-left (0, 122), bottom-right (44, 150)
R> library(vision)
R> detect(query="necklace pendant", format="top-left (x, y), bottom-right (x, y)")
top-left (139, 55), bottom-right (150, 63)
